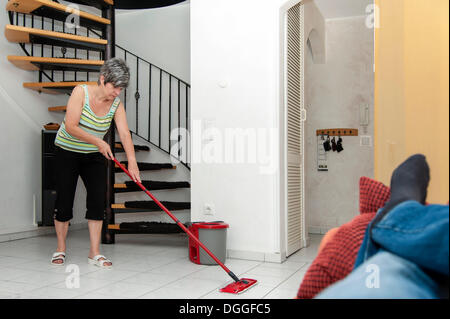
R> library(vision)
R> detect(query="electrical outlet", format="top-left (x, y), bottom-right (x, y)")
top-left (204, 203), bottom-right (215, 216)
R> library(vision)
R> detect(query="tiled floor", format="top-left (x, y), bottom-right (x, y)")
top-left (0, 230), bottom-right (322, 299)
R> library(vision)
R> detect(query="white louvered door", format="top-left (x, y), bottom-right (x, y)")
top-left (285, 3), bottom-right (305, 257)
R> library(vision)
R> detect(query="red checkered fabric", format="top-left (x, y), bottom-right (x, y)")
top-left (359, 176), bottom-right (391, 214)
top-left (297, 176), bottom-right (391, 299)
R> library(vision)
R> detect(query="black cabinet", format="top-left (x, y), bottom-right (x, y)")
top-left (41, 130), bottom-right (57, 226)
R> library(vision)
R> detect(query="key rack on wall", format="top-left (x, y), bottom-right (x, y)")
top-left (316, 128), bottom-right (358, 136)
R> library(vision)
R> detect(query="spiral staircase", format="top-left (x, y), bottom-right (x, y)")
top-left (4, 0), bottom-right (191, 244)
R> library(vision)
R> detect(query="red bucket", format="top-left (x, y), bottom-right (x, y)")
top-left (189, 221), bottom-right (229, 265)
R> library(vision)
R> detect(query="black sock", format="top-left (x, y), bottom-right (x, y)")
top-left (389, 153), bottom-right (430, 205)
top-left (370, 154), bottom-right (430, 235)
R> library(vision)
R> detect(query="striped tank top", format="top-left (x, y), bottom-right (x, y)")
top-left (54, 84), bottom-right (120, 153)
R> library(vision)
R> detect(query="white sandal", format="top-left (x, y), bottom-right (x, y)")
top-left (51, 252), bottom-right (66, 266)
top-left (88, 254), bottom-right (113, 269)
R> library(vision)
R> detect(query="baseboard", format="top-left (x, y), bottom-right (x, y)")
top-left (308, 226), bottom-right (333, 235)
top-left (0, 222), bottom-right (88, 243)
top-left (227, 249), bottom-right (286, 263)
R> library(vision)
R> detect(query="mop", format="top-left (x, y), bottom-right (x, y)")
top-left (113, 158), bottom-right (258, 294)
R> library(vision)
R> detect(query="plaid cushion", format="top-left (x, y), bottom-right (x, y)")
top-left (297, 176), bottom-right (391, 299)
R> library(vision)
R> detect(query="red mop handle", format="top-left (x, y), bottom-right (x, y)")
top-left (113, 158), bottom-right (239, 281)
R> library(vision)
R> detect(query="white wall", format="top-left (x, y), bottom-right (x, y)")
top-left (191, 0), bottom-right (374, 260)
top-left (191, 0), bottom-right (297, 261)
top-left (115, 3), bottom-right (190, 82)
top-left (304, 0), bottom-right (326, 64)
top-left (304, 15), bottom-right (374, 234)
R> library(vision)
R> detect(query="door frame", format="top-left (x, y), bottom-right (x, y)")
top-left (278, 0), bottom-right (307, 258)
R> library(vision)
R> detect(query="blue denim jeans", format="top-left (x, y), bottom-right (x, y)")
top-left (355, 201), bottom-right (449, 276)
top-left (317, 201), bottom-right (449, 299)
top-left (316, 250), bottom-right (445, 299)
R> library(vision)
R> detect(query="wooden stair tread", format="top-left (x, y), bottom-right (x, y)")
top-left (6, 0), bottom-right (111, 26)
top-left (8, 55), bottom-right (103, 71)
top-left (5, 25), bottom-right (107, 50)
top-left (48, 106), bottom-right (67, 112)
top-left (23, 81), bottom-right (96, 94)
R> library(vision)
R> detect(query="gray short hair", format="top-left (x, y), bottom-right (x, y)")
top-left (98, 58), bottom-right (130, 88)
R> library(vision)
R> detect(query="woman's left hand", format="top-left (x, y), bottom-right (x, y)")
top-left (128, 161), bottom-right (141, 183)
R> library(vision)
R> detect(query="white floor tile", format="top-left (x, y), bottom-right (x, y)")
top-left (9, 271), bottom-right (68, 286)
top-left (183, 265), bottom-right (235, 283)
top-left (222, 259), bottom-right (262, 274)
top-left (14, 259), bottom-right (99, 276)
top-left (262, 260), bottom-right (307, 271)
top-left (0, 280), bottom-right (41, 295)
top-left (121, 272), bottom-right (178, 288)
top-left (277, 268), bottom-right (309, 291)
top-left (74, 291), bottom-right (128, 299)
top-left (0, 256), bottom-right (38, 267)
top-left (0, 292), bottom-right (21, 299)
top-left (148, 260), bottom-right (206, 279)
top-left (0, 267), bottom-right (37, 281)
top-left (50, 277), bottom-right (112, 295)
top-left (164, 277), bottom-right (224, 297)
top-left (287, 247), bottom-right (321, 263)
top-left (111, 257), bottom-right (176, 272)
top-left (263, 288), bottom-right (297, 299)
top-left (83, 269), bottom-right (139, 282)
top-left (15, 286), bottom-right (83, 299)
top-left (138, 286), bottom-right (198, 299)
top-left (0, 230), bottom-right (322, 299)
top-left (244, 264), bottom-right (298, 281)
top-left (91, 281), bottom-right (157, 298)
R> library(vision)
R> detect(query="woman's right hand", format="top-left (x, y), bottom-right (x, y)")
top-left (97, 140), bottom-right (114, 160)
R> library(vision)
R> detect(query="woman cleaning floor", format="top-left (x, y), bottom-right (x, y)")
top-left (51, 58), bottom-right (141, 269)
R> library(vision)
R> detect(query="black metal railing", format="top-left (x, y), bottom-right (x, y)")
top-left (7, 8), bottom-right (190, 169)
top-left (115, 45), bottom-right (190, 168)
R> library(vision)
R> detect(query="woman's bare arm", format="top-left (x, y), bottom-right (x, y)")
top-left (114, 102), bottom-right (141, 182)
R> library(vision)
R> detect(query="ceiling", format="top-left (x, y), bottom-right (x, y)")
top-left (113, 0), bottom-right (187, 10)
top-left (313, 0), bottom-right (374, 19)
top-left (113, 0), bottom-right (371, 18)
top-left (115, 0), bottom-right (188, 15)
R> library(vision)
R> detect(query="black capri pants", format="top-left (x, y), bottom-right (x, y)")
top-left (54, 146), bottom-right (107, 222)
